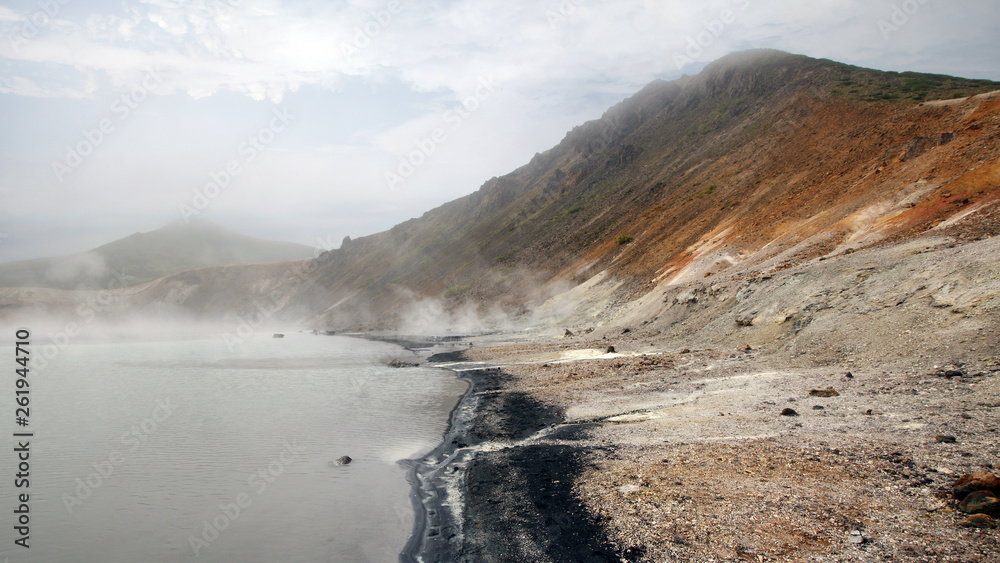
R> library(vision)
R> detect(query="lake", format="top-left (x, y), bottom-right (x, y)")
top-left (0, 329), bottom-right (465, 562)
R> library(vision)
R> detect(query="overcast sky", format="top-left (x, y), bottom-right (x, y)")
top-left (0, 0), bottom-right (997, 262)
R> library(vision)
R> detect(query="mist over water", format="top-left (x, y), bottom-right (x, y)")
top-left (0, 330), bottom-right (465, 562)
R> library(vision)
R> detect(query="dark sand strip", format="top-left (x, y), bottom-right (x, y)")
top-left (402, 356), bottom-right (625, 562)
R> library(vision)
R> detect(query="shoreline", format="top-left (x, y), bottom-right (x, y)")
top-left (337, 313), bottom-right (1000, 562)
top-left (398, 360), bottom-right (477, 563)
top-left (338, 332), bottom-right (475, 562)
top-left (392, 341), bottom-right (625, 562)
top-left (351, 333), bottom-right (483, 562)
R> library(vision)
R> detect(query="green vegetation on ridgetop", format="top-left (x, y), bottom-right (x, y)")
top-left (813, 57), bottom-right (1000, 103)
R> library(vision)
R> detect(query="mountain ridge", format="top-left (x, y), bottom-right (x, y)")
top-left (283, 49), bottom-right (1000, 329)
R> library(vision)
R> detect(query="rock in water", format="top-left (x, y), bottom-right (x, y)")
top-left (958, 490), bottom-right (1000, 516)
top-left (272, 333), bottom-right (285, 338)
top-left (954, 471), bottom-right (1000, 500)
top-left (335, 456), bottom-right (352, 466)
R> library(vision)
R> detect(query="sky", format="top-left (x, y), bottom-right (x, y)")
top-left (0, 0), bottom-right (998, 262)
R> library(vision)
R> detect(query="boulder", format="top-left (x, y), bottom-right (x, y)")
top-left (959, 514), bottom-right (996, 529)
top-left (958, 490), bottom-right (1000, 516)
top-left (335, 456), bottom-right (353, 466)
top-left (954, 471), bottom-right (1000, 501)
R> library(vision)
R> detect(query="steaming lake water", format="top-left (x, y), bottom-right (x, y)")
top-left (0, 331), bottom-right (465, 562)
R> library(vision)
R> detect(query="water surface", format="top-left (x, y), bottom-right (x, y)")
top-left (0, 330), bottom-right (464, 562)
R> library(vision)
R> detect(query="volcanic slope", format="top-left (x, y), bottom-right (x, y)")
top-left (291, 49), bottom-right (1000, 330)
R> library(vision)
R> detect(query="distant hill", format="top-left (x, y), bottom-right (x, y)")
top-left (0, 219), bottom-right (315, 290)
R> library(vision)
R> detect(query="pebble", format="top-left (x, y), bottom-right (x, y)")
top-left (935, 435), bottom-right (957, 444)
top-left (809, 388), bottom-right (839, 398)
top-left (848, 530), bottom-right (865, 545)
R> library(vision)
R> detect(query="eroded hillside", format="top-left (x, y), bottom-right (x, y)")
top-left (288, 50), bottom-right (1000, 331)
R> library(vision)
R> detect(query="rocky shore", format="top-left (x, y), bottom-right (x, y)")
top-left (388, 235), bottom-right (1000, 562)
top-left (405, 336), bottom-right (998, 562)
top-left (386, 332), bottom-right (998, 561)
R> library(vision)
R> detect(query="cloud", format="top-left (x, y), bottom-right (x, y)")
top-left (2, 1), bottom-right (998, 105)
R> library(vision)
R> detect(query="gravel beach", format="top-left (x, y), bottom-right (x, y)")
top-left (405, 337), bottom-right (999, 562)
top-left (398, 234), bottom-right (1000, 562)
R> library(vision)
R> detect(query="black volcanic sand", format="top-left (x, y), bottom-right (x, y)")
top-left (402, 356), bottom-right (628, 563)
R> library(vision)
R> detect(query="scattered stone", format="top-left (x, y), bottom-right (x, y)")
top-left (848, 530), bottom-right (866, 545)
top-left (809, 388), bottom-right (839, 398)
top-left (744, 344), bottom-right (752, 352)
top-left (960, 514), bottom-right (997, 529)
top-left (781, 408), bottom-right (799, 417)
top-left (333, 456), bottom-right (352, 466)
top-left (388, 359), bottom-right (420, 368)
top-left (954, 471), bottom-right (1000, 500)
top-left (564, 329), bottom-right (575, 337)
top-left (845, 371), bottom-right (854, 379)
top-left (865, 409), bottom-right (873, 415)
top-left (958, 490), bottom-right (1000, 516)
top-left (621, 328), bottom-right (631, 334)
top-left (813, 405), bottom-right (825, 411)
top-left (606, 346), bottom-right (616, 354)
top-left (935, 435), bottom-right (958, 444)
top-left (680, 349), bottom-right (691, 354)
